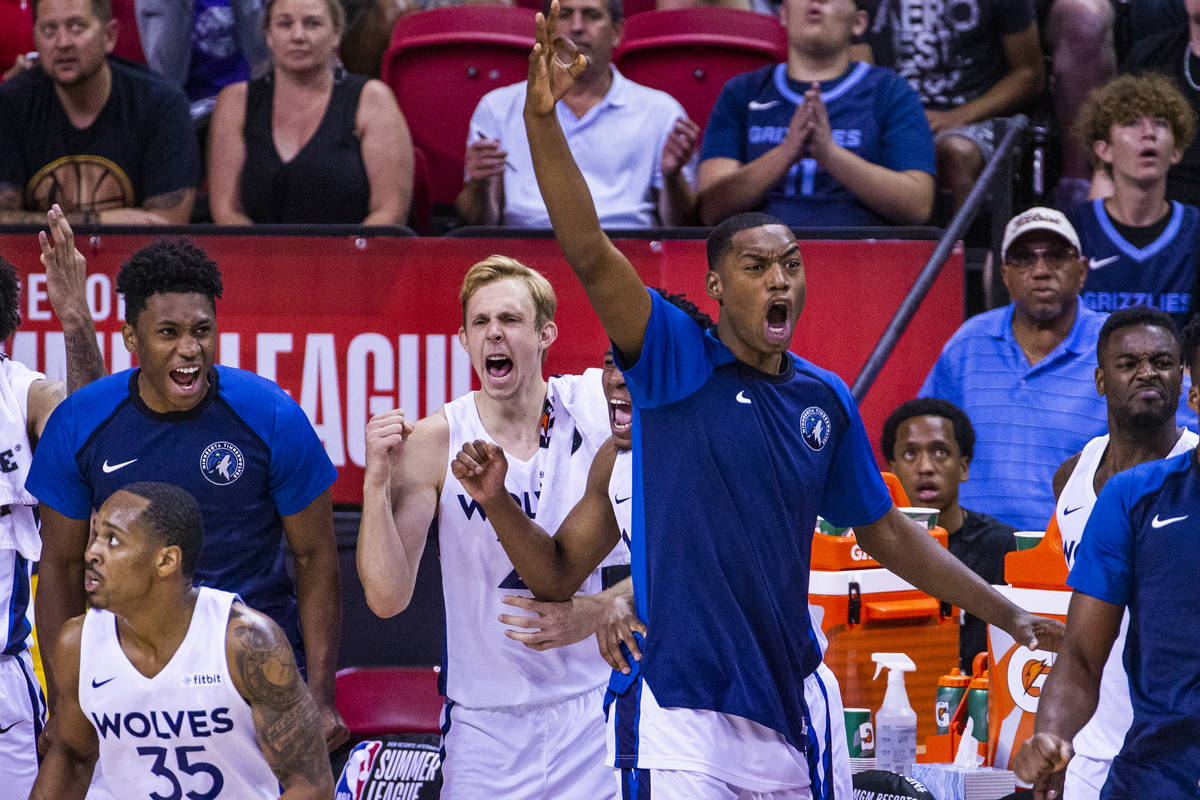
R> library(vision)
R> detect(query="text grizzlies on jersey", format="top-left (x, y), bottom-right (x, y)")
top-left (200, 441), bottom-right (245, 486)
top-left (800, 406), bottom-right (831, 451)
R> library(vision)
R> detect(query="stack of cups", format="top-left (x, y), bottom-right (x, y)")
top-left (844, 708), bottom-right (875, 773)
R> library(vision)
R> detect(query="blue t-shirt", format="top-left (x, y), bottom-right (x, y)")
top-left (26, 366), bottom-right (336, 662)
top-left (700, 62), bottom-right (934, 227)
top-left (1068, 198), bottom-right (1200, 326)
top-left (1069, 449), bottom-right (1200, 798)
top-left (611, 290), bottom-right (892, 750)
top-left (185, 0), bottom-right (250, 103)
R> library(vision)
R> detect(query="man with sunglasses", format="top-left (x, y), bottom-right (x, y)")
top-left (920, 207), bottom-right (1109, 531)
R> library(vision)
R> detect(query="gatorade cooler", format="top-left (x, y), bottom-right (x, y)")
top-left (985, 515), bottom-right (1070, 770)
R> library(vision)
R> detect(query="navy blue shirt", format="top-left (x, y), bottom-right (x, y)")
top-left (611, 290), bottom-right (892, 750)
top-left (27, 366), bottom-right (336, 662)
top-left (701, 62), bottom-right (934, 227)
top-left (1070, 448), bottom-right (1200, 798)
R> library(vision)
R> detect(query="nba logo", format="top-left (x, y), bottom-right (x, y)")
top-left (335, 740), bottom-right (382, 800)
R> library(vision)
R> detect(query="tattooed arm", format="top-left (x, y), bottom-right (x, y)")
top-left (226, 602), bottom-right (334, 799)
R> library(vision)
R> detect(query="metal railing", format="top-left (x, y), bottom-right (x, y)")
top-left (850, 114), bottom-right (1030, 403)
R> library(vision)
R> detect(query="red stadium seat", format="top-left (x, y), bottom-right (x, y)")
top-left (613, 7), bottom-right (786, 133)
top-left (515, 0), bottom-right (655, 15)
top-left (408, 145), bottom-right (432, 235)
top-left (381, 6), bottom-right (536, 208)
top-left (0, 0), bottom-right (34, 79)
top-left (336, 666), bottom-right (443, 736)
top-left (110, 0), bottom-right (146, 63)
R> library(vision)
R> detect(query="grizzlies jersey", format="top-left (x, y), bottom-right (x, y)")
top-left (27, 366), bottom-right (337, 664)
top-left (701, 62), bottom-right (934, 227)
top-left (1070, 199), bottom-right (1200, 325)
top-left (437, 381), bottom-right (612, 708)
top-left (78, 589), bottom-right (278, 799)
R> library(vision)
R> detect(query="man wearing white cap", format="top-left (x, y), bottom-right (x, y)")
top-left (919, 207), bottom-right (1109, 531)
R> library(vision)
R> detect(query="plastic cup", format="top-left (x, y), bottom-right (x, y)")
top-left (1014, 530), bottom-right (1045, 550)
top-left (899, 506), bottom-right (940, 531)
top-left (844, 708), bottom-right (874, 757)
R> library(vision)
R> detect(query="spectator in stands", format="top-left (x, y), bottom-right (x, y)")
top-left (455, 0), bottom-right (699, 228)
top-left (1068, 73), bottom-right (1197, 328)
top-left (920, 207), bottom-right (1108, 531)
top-left (882, 397), bottom-right (1017, 672)
top-left (0, 0), bottom-right (198, 224)
top-left (860, 0), bottom-right (1044, 217)
top-left (1120, 1), bottom-right (1200, 210)
top-left (207, 0), bottom-right (414, 225)
top-left (697, 0), bottom-right (934, 227)
top-left (134, 0), bottom-right (268, 120)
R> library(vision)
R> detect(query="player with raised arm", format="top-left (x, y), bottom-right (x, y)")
top-left (518, 6), bottom-right (1062, 796)
top-left (30, 481), bottom-right (332, 800)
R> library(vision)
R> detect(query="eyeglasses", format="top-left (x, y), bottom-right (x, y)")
top-left (1005, 247), bottom-right (1079, 270)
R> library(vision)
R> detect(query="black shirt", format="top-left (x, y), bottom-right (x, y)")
top-left (948, 508), bottom-right (1018, 671)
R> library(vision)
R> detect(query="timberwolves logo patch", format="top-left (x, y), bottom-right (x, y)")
top-left (799, 406), bottom-right (831, 451)
top-left (200, 441), bottom-right (245, 486)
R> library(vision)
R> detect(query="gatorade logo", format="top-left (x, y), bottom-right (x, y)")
top-left (1006, 646), bottom-right (1056, 714)
top-left (935, 700), bottom-right (950, 728)
top-left (850, 545), bottom-right (871, 561)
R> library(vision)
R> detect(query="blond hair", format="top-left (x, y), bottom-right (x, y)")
top-left (459, 255), bottom-right (557, 330)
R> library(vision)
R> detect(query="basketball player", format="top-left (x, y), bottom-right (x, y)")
top-left (28, 229), bottom-right (346, 750)
top-left (521, 7), bottom-right (1060, 796)
top-left (0, 249), bottom-right (67, 796)
top-left (30, 482), bottom-right (332, 799)
top-left (1046, 306), bottom-right (1196, 799)
top-left (357, 255), bottom-right (620, 799)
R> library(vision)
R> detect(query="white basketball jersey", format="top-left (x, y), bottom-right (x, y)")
top-left (0, 357), bottom-right (43, 561)
top-left (1058, 430), bottom-right (1197, 793)
top-left (604, 449), bottom-right (632, 568)
top-left (438, 386), bottom-right (611, 708)
top-left (78, 589), bottom-right (279, 799)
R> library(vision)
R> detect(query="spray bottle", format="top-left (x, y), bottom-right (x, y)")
top-left (872, 652), bottom-right (917, 776)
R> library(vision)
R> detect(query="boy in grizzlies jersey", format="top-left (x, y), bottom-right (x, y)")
top-left (31, 482), bottom-right (331, 799)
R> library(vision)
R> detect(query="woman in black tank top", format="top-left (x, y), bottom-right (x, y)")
top-left (206, 0), bottom-right (413, 225)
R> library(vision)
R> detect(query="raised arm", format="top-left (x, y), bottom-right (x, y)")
top-left (226, 603), bottom-right (333, 799)
top-left (854, 506), bottom-right (1063, 651)
top-left (279, 488), bottom-right (347, 751)
top-left (30, 617), bottom-right (97, 800)
top-left (356, 408), bottom-right (445, 617)
top-left (358, 79), bottom-right (414, 226)
top-left (38, 206), bottom-right (106, 391)
top-left (452, 437), bottom-right (623, 601)
top-left (34, 508), bottom-right (90, 706)
top-left (207, 83), bottom-right (254, 225)
top-left (1011, 592), bottom-right (1122, 798)
top-left (523, 3), bottom-right (650, 360)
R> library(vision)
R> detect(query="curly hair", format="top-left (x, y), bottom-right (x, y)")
top-left (651, 287), bottom-right (714, 331)
top-left (116, 240), bottom-right (223, 326)
top-left (1073, 73), bottom-right (1195, 174)
top-left (0, 256), bottom-right (21, 343)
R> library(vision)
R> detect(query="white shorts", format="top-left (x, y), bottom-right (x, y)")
top-left (440, 684), bottom-right (618, 800)
top-left (608, 662), bottom-right (850, 800)
top-left (0, 650), bottom-right (43, 797)
top-left (1062, 753), bottom-right (1106, 800)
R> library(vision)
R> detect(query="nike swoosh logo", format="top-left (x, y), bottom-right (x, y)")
top-left (101, 458), bottom-right (138, 473)
top-left (615, 495), bottom-right (631, 504)
top-left (91, 676), bottom-right (115, 688)
top-left (0, 721), bottom-right (17, 734)
top-left (736, 390), bottom-right (752, 405)
top-left (748, 100), bottom-right (780, 111)
top-left (1063, 505), bottom-right (1084, 515)
top-left (1088, 255), bottom-right (1119, 270)
top-left (1151, 513), bottom-right (1188, 528)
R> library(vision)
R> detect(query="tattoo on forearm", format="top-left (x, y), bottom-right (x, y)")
top-left (230, 612), bottom-right (330, 787)
top-left (64, 334), bottom-right (105, 392)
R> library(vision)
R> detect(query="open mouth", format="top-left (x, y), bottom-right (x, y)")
top-left (914, 481), bottom-right (940, 503)
top-left (170, 365), bottom-right (201, 389)
top-left (765, 302), bottom-right (791, 344)
top-left (608, 397), bottom-right (633, 435)
top-left (485, 355), bottom-right (513, 380)
top-left (84, 569), bottom-right (101, 592)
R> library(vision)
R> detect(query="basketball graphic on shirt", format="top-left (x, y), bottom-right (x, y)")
top-left (26, 155), bottom-right (134, 212)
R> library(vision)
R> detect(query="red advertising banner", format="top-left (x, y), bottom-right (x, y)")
top-left (0, 231), bottom-right (962, 503)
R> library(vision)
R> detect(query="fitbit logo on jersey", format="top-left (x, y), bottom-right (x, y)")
top-left (182, 672), bottom-right (223, 687)
top-left (200, 441), bottom-right (245, 486)
top-left (90, 707), bottom-right (235, 740)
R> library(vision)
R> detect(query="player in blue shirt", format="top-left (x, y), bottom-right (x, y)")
top-left (1013, 314), bottom-right (1200, 800)
top-left (28, 225), bottom-right (348, 751)
top-left (523, 7), bottom-right (1059, 796)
